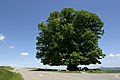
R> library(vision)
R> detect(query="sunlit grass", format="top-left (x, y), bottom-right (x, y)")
top-left (0, 66), bottom-right (23, 80)
top-left (30, 67), bottom-right (120, 74)
top-left (0, 66), bottom-right (13, 70)
top-left (84, 69), bottom-right (120, 73)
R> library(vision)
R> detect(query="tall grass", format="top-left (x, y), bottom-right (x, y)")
top-left (0, 66), bottom-right (23, 80)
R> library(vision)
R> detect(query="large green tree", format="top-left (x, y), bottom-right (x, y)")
top-left (36, 8), bottom-right (105, 71)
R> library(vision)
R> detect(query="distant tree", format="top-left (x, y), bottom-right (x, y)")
top-left (36, 8), bottom-right (105, 71)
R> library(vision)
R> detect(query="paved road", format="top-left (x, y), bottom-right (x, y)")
top-left (18, 68), bottom-right (120, 80)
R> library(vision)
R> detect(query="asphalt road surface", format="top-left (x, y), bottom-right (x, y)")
top-left (18, 68), bottom-right (120, 80)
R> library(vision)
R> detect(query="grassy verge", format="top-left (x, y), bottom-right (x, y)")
top-left (0, 66), bottom-right (13, 70)
top-left (0, 66), bottom-right (23, 80)
top-left (84, 69), bottom-right (120, 73)
top-left (30, 68), bottom-right (120, 74)
top-left (30, 68), bottom-right (81, 73)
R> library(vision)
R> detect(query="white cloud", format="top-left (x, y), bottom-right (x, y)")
top-left (108, 54), bottom-right (115, 57)
top-left (21, 52), bottom-right (29, 56)
top-left (9, 46), bottom-right (15, 49)
top-left (108, 54), bottom-right (120, 58)
top-left (0, 34), bottom-right (5, 41)
top-left (116, 54), bottom-right (120, 57)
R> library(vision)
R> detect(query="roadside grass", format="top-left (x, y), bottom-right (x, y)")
top-left (30, 68), bottom-right (120, 74)
top-left (0, 66), bottom-right (13, 70)
top-left (101, 70), bottom-right (120, 73)
top-left (0, 66), bottom-right (23, 80)
top-left (30, 68), bottom-right (81, 73)
top-left (84, 69), bottom-right (106, 73)
top-left (84, 69), bottom-right (120, 73)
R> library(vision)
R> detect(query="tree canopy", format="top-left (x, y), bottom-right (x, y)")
top-left (36, 8), bottom-right (105, 71)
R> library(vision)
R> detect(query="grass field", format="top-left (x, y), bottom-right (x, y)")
top-left (83, 69), bottom-right (120, 73)
top-left (30, 67), bottom-right (120, 74)
top-left (0, 66), bottom-right (13, 70)
top-left (0, 66), bottom-right (23, 80)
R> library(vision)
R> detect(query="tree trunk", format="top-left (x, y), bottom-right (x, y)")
top-left (67, 64), bottom-right (79, 71)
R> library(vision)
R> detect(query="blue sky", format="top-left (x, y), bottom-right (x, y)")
top-left (0, 0), bottom-right (120, 68)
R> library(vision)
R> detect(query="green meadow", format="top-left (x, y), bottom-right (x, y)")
top-left (0, 66), bottom-right (23, 80)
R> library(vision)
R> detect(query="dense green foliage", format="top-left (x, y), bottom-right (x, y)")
top-left (36, 8), bottom-right (105, 70)
top-left (0, 66), bottom-right (23, 80)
